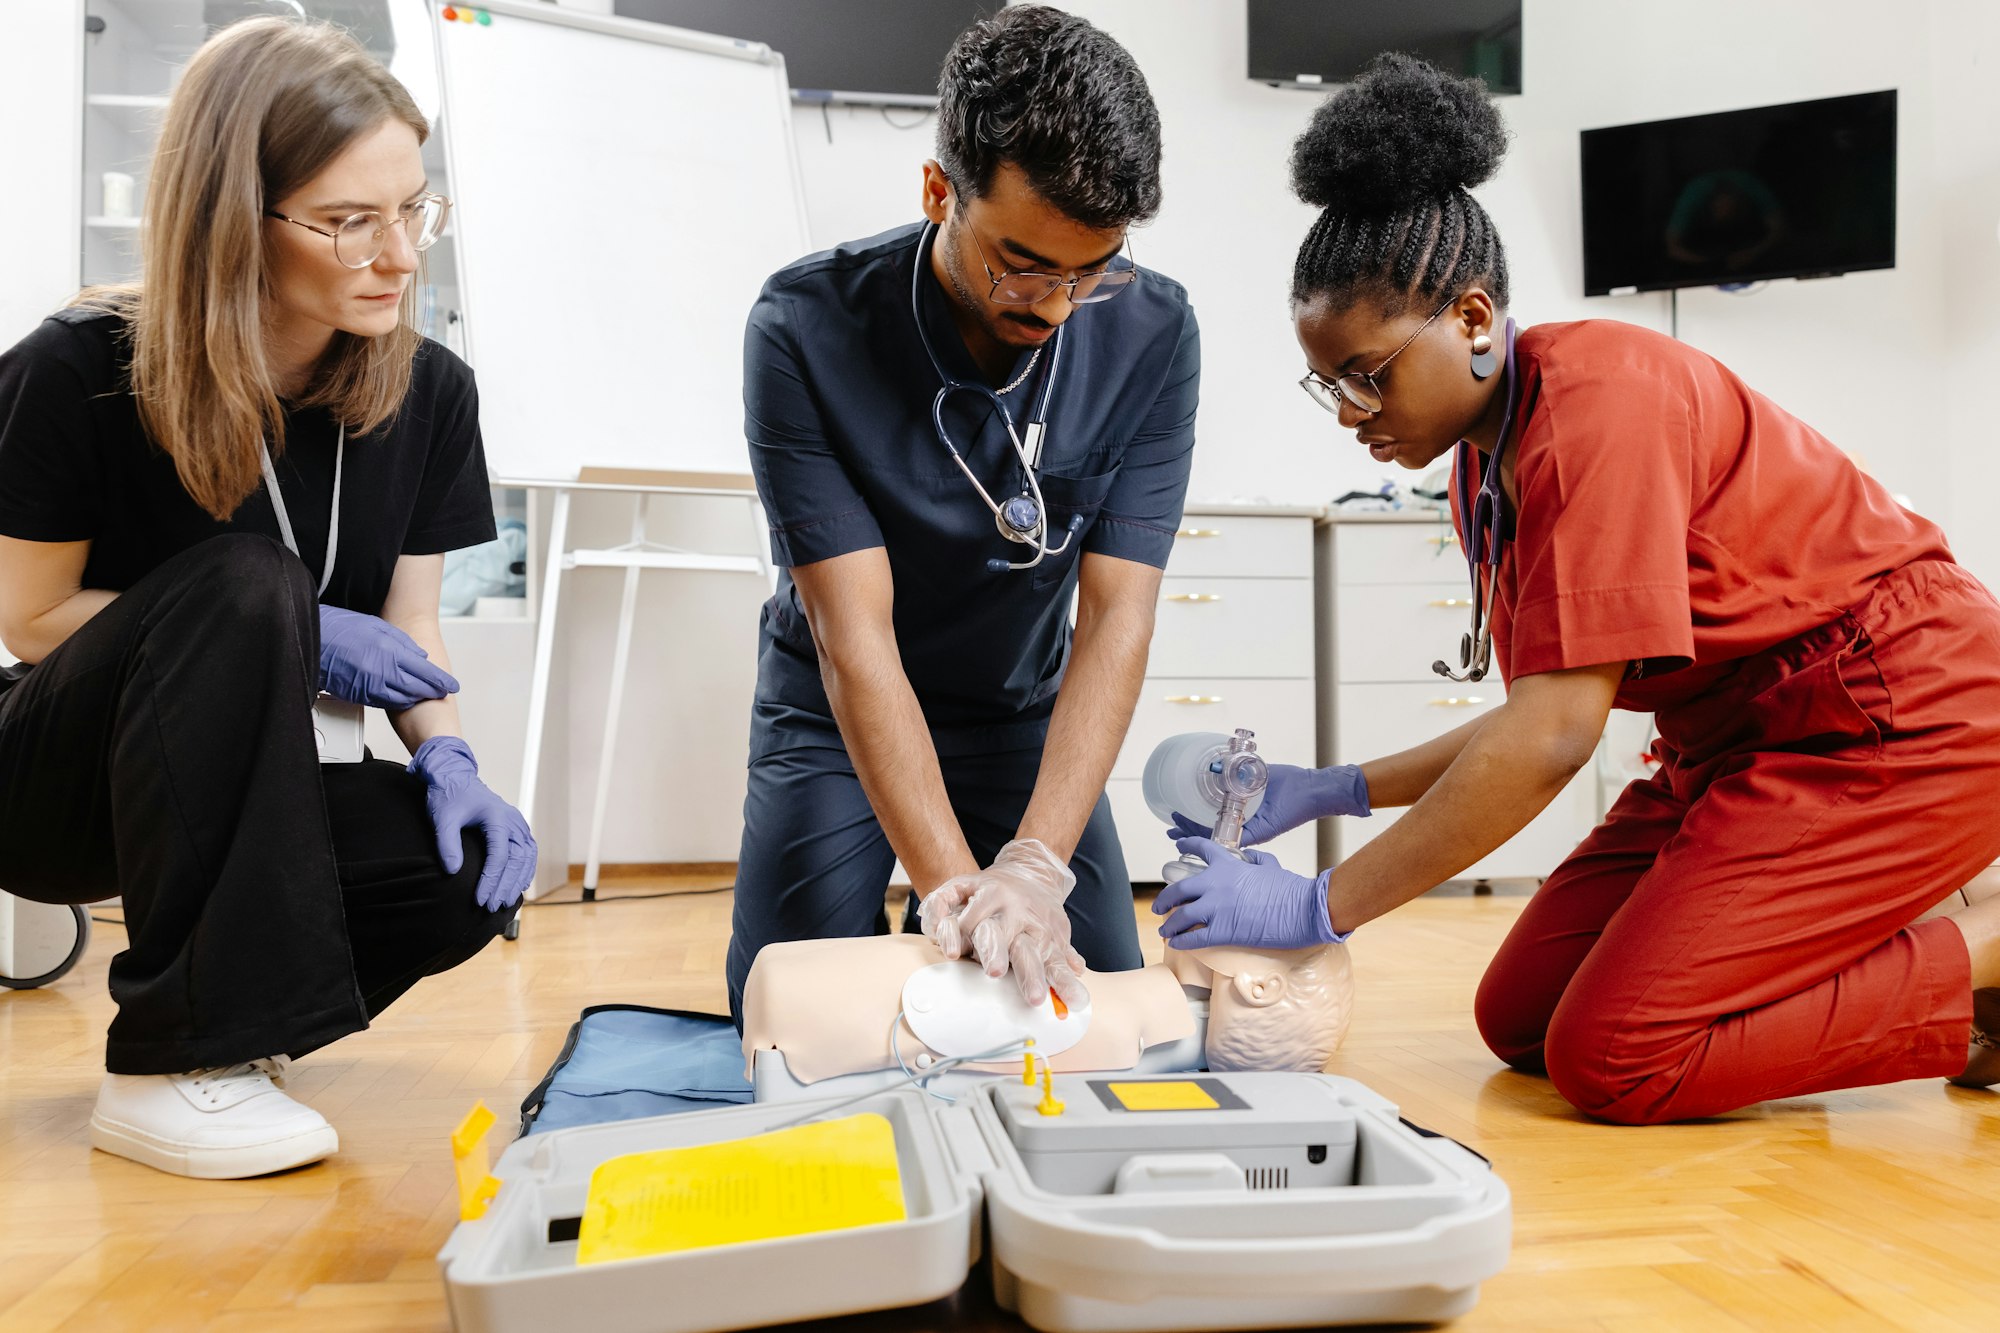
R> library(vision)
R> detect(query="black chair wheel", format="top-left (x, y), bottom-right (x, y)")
top-left (0, 901), bottom-right (90, 990)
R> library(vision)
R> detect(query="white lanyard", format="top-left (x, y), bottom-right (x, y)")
top-left (259, 424), bottom-right (344, 598)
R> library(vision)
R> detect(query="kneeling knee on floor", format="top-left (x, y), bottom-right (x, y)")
top-left (1542, 1023), bottom-right (1686, 1126)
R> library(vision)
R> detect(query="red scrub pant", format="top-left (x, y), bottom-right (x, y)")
top-left (1475, 560), bottom-right (2000, 1124)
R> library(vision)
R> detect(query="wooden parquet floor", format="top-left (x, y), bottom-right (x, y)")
top-left (2, 877), bottom-right (1996, 1332)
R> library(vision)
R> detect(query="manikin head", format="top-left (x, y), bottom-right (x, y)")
top-left (1168, 943), bottom-right (1355, 1074)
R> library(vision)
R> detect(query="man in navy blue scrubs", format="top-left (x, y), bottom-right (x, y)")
top-left (726, 6), bottom-right (1198, 1026)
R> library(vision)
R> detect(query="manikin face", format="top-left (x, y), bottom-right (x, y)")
top-left (1293, 288), bottom-right (1505, 472)
top-left (1168, 943), bottom-right (1355, 1074)
top-left (263, 118), bottom-right (428, 356)
top-left (921, 159), bottom-right (1130, 360)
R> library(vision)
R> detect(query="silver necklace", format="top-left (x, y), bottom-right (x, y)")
top-left (996, 348), bottom-right (1042, 396)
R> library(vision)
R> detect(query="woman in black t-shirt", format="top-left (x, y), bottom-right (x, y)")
top-left (0, 18), bottom-right (535, 1179)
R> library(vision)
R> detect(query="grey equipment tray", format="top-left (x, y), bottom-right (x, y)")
top-left (437, 1072), bottom-right (1511, 1333)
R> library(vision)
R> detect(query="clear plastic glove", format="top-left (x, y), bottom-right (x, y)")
top-left (1168, 763), bottom-right (1369, 847)
top-left (408, 736), bottom-right (538, 912)
top-left (318, 605), bottom-right (459, 710)
top-left (1151, 836), bottom-right (1351, 951)
top-left (919, 838), bottom-right (1088, 1010)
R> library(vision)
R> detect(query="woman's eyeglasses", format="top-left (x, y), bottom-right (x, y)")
top-left (266, 193), bottom-right (452, 270)
top-left (1298, 294), bottom-right (1454, 416)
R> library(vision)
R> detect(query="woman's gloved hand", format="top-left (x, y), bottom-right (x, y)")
top-left (408, 736), bottom-right (538, 911)
top-left (1151, 836), bottom-right (1352, 951)
top-left (1167, 763), bottom-right (1370, 847)
top-left (318, 605), bottom-right (459, 710)
top-left (919, 838), bottom-right (1088, 1010)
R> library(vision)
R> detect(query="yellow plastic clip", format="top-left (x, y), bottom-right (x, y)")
top-left (1036, 1058), bottom-right (1065, 1117)
top-left (451, 1100), bottom-right (503, 1221)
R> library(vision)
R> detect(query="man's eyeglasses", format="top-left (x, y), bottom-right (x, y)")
top-left (266, 193), bottom-right (452, 270)
top-left (1298, 294), bottom-right (1454, 416)
top-left (959, 213), bottom-right (1138, 306)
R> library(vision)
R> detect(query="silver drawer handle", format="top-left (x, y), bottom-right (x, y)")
top-left (1427, 597), bottom-right (1473, 608)
top-left (1164, 694), bottom-right (1225, 705)
top-left (1426, 533), bottom-right (1460, 548)
top-left (1428, 696), bottom-right (1486, 708)
top-left (1164, 593), bottom-right (1223, 603)
top-left (1176, 527), bottom-right (1223, 538)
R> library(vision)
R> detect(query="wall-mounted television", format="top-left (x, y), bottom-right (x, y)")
top-left (1580, 90), bottom-right (1897, 297)
top-left (615, 0), bottom-right (997, 106)
top-left (1247, 0), bottom-right (1522, 95)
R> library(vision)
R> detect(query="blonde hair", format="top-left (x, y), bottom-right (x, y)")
top-left (79, 18), bottom-right (429, 521)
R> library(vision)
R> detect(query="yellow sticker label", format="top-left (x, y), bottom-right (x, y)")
top-left (1106, 1081), bottom-right (1221, 1112)
top-left (576, 1113), bottom-right (906, 1266)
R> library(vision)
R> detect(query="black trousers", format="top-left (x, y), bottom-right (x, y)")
top-left (0, 535), bottom-right (508, 1074)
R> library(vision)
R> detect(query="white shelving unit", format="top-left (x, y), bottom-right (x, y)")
top-left (81, 0), bottom-right (203, 287)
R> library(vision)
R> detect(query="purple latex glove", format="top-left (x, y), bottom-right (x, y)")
top-left (1168, 763), bottom-right (1370, 847)
top-left (318, 605), bottom-right (459, 710)
top-left (1151, 836), bottom-right (1352, 951)
top-left (408, 736), bottom-right (537, 912)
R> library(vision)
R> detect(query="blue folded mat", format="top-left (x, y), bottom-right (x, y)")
top-left (519, 1005), bottom-right (751, 1135)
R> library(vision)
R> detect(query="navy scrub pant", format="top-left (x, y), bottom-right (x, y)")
top-left (0, 535), bottom-right (509, 1074)
top-left (725, 720), bottom-right (1145, 1028)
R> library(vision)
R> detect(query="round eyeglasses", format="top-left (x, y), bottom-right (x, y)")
top-left (265, 193), bottom-right (452, 270)
top-left (1299, 295), bottom-right (1454, 417)
top-left (961, 213), bottom-right (1137, 306)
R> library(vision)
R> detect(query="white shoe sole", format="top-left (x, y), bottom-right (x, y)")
top-left (89, 1113), bottom-right (338, 1179)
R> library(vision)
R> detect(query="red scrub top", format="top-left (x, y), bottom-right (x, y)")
top-left (1454, 320), bottom-right (1952, 713)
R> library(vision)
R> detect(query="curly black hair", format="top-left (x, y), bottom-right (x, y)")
top-left (1289, 53), bottom-right (1511, 314)
top-left (935, 5), bottom-right (1162, 230)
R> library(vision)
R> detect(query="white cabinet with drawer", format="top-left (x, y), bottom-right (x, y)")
top-left (1112, 507), bottom-right (1321, 883)
top-left (1315, 513), bottom-right (1602, 880)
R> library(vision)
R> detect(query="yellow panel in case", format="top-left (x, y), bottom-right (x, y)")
top-left (1105, 1081), bottom-right (1221, 1112)
top-left (576, 1113), bottom-right (906, 1266)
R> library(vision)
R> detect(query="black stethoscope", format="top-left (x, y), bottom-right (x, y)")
top-left (1433, 318), bottom-right (1520, 684)
top-left (913, 220), bottom-right (1083, 574)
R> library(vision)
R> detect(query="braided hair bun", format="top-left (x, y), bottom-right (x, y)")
top-left (1290, 53), bottom-right (1508, 214)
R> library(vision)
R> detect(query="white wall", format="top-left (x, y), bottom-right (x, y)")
top-left (1931, 2), bottom-right (2000, 588)
top-left (787, 0), bottom-right (2000, 582)
top-left (0, 0), bottom-right (84, 347)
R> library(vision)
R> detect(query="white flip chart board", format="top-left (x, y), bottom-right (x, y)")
top-left (431, 0), bottom-right (811, 480)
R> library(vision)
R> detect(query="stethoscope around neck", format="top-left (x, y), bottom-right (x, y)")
top-left (1432, 317), bottom-right (1520, 684)
top-left (913, 219), bottom-right (1083, 574)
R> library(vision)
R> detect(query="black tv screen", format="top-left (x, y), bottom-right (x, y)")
top-left (615, 1), bottom-right (997, 105)
top-left (1248, 0), bottom-right (1522, 95)
top-left (1580, 91), bottom-right (1897, 296)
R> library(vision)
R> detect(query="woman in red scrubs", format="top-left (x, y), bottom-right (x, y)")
top-left (1153, 53), bottom-right (2000, 1122)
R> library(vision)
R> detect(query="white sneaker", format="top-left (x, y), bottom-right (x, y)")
top-left (89, 1056), bottom-right (338, 1179)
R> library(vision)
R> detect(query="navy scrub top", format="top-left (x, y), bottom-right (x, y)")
top-left (743, 220), bottom-right (1199, 756)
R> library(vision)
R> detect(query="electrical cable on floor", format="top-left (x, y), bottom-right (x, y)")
top-left (525, 883), bottom-right (735, 907)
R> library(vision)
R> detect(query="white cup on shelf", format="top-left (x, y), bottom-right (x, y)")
top-left (101, 171), bottom-right (137, 220)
